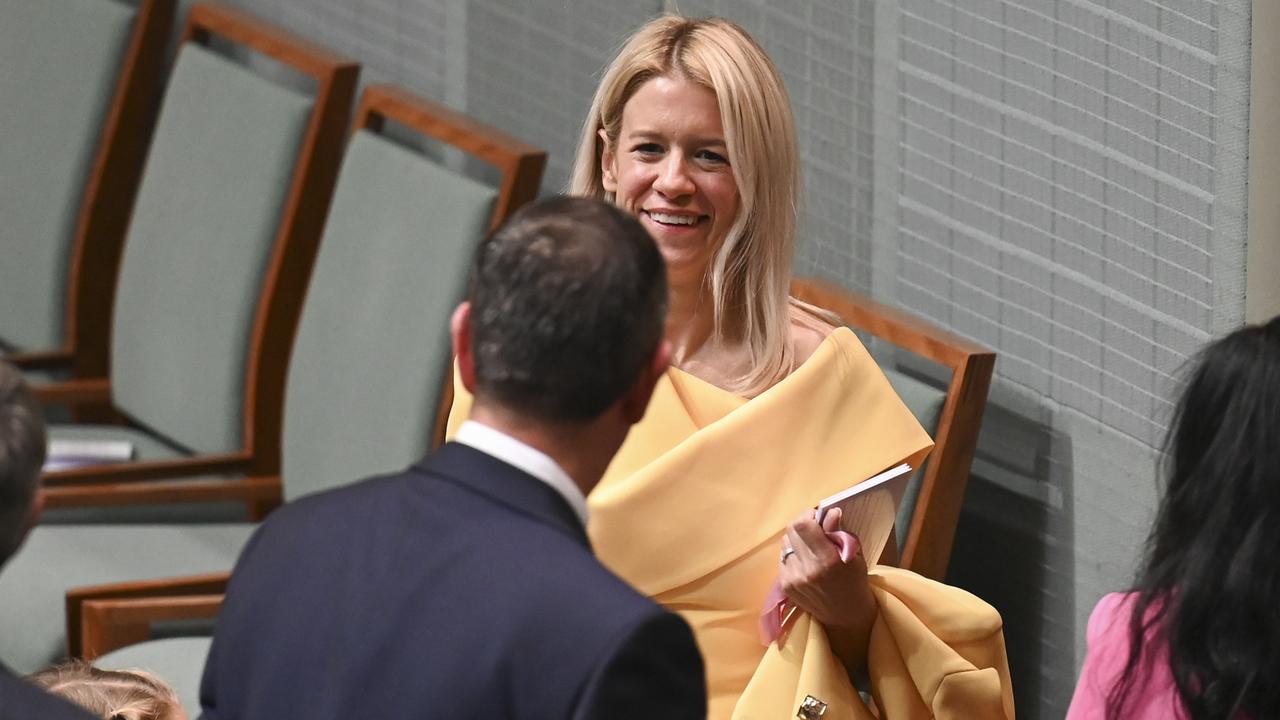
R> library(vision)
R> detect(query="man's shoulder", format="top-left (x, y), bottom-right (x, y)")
top-left (0, 669), bottom-right (96, 720)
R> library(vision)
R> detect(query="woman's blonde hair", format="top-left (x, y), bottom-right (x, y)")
top-left (569, 16), bottom-right (801, 395)
top-left (27, 661), bottom-right (184, 720)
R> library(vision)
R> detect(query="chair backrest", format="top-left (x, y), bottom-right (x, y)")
top-left (792, 278), bottom-right (995, 580)
top-left (108, 4), bottom-right (356, 462)
top-left (281, 85), bottom-right (545, 502)
top-left (0, 0), bottom-right (171, 359)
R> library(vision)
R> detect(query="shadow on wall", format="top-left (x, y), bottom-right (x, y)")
top-left (945, 391), bottom-right (1078, 720)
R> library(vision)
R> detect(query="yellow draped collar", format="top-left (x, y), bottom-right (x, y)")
top-left (589, 327), bottom-right (934, 596)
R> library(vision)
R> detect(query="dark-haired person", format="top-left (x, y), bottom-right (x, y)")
top-left (1067, 315), bottom-right (1280, 720)
top-left (0, 363), bottom-right (96, 720)
top-left (198, 197), bottom-right (705, 720)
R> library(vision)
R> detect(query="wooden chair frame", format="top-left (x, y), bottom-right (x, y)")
top-left (40, 81), bottom-right (545, 517)
top-left (34, 3), bottom-right (360, 516)
top-left (792, 277), bottom-right (995, 580)
top-left (7, 0), bottom-right (175, 376)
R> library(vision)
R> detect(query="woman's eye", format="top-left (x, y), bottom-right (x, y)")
top-left (633, 143), bottom-right (662, 155)
top-left (697, 150), bottom-right (728, 165)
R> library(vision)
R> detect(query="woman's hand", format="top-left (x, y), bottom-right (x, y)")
top-left (779, 508), bottom-right (878, 677)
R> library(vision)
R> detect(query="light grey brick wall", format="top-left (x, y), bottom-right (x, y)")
top-left (883, 1), bottom-right (1252, 717)
top-left (171, 2), bottom-right (1252, 718)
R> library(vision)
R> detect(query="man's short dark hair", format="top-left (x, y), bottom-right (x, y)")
top-left (0, 362), bottom-right (45, 566)
top-left (468, 196), bottom-right (668, 423)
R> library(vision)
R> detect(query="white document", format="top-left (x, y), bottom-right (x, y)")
top-left (815, 463), bottom-right (913, 566)
top-left (43, 439), bottom-right (135, 472)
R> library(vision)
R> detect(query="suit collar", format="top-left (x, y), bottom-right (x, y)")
top-left (413, 443), bottom-right (591, 549)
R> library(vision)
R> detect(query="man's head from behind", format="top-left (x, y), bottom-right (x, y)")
top-left (0, 361), bottom-right (45, 568)
top-left (453, 196), bottom-right (668, 428)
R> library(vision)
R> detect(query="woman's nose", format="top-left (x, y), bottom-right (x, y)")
top-left (654, 156), bottom-right (695, 198)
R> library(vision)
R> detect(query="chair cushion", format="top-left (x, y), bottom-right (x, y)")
top-left (0, 0), bottom-right (136, 351)
top-left (97, 637), bottom-right (211, 719)
top-left (281, 130), bottom-right (496, 502)
top-left (110, 43), bottom-right (312, 455)
top-left (882, 367), bottom-right (947, 549)
top-left (0, 523), bottom-right (254, 673)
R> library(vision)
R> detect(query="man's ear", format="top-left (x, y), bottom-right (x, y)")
top-left (620, 340), bottom-right (671, 424)
top-left (450, 302), bottom-right (477, 393)
top-left (15, 489), bottom-right (44, 553)
top-left (599, 129), bottom-right (618, 193)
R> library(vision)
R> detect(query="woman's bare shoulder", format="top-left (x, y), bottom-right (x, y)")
top-left (788, 299), bottom-right (839, 367)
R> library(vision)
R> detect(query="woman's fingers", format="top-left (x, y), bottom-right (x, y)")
top-left (820, 506), bottom-right (842, 533)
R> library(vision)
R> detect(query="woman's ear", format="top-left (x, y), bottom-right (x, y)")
top-left (598, 129), bottom-right (618, 193)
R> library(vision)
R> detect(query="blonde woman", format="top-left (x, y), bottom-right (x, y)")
top-left (452, 16), bottom-right (1012, 719)
top-left (27, 662), bottom-right (185, 720)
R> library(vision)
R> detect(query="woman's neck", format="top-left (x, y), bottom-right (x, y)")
top-left (664, 279), bottom-right (717, 366)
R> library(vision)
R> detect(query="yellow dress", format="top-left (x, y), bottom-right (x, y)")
top-left (447, 328), bottom-right (1014, 719)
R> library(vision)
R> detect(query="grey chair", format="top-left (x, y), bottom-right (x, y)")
top-left (0, 85), bottom-right (544, 693)
top-left (792, 278), bottom-right (996, 580)
top-left (1, 0), bottom-right (173, 380)
top-left (31, 3), bottom-right (358, 519)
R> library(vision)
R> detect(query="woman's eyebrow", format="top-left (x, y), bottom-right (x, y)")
top-left (625, 129), bottom-right (727, 147)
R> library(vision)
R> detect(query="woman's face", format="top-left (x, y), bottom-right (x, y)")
top-left (600, 74), bottom-right (740, 285)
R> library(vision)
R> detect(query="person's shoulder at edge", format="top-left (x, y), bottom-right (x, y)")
top-left (788, 297), bottom-right (840, 369)
top-left (1087, 591), bottom-right (1133, 644)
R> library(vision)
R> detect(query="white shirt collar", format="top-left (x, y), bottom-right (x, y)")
top-left (453, 420), bottom-right (589, 528)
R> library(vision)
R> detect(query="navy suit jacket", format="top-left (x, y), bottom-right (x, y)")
top-left (0, 664), bottom-right (96, 720)
top-left (200, 442), bottom-right (705, 719)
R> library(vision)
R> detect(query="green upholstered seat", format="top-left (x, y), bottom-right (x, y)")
top-left (97, 637), bottom-right (211, 718)
top-left (109, 43), bottom-right (311, 456)
top-left (0, 0), bottom-right (137, 351)
top-left (882, 367), bottom-right (947, 551)
top-left (282, 130), bottom-right (496, 501)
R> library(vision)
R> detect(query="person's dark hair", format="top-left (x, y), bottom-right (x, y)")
top-left (468, 195), bottom-right (667, 423)
top-left (0, 361), bottom-right (46, 567)
top-left (1107, 315), bottom-right (1280, 720)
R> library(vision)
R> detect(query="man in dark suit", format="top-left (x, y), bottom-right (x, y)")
top-left (0, 362), bottom-right (96, 720)
top-left (199, 196), bottom-right (705, 719)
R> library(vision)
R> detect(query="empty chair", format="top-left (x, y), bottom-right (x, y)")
top-left (0, 84), bottom-right (544, 688)
top-left (31, 2), bottom-right (358, 518)
top-left (0, 0), bottom-right (173, 380)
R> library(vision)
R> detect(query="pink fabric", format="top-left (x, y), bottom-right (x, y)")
top-left (757, 530), bottom-right (859, 645)
top-left (1066, 592), bottom-right (1184, 720)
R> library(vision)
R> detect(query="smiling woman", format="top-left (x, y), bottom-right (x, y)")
top-left (569, 16), bottom-right (818, 396)
top-left (598, 74), bottom-right (739, 291)
top-left (448, 14), bottom-right (1008, 719)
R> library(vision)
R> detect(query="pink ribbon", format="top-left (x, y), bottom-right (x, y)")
top-left (758, 530), bottom-right (860, 646)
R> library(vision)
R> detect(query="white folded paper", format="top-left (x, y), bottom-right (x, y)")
top-left (43, 439), bottom-right (136, 472)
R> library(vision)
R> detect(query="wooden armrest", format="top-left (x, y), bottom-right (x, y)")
top-left (792, 278), bottom-right (991, 368)
top-left (77, 595), bottom-right (224, 660)
top-left (68, 573), bottom-right (230, 658)
top-left (42, 454), bottom-right (254, 487)
top-left (42, 474), bottom-right (279, 508)
top-left (30, 378), bottom-right (112, 406)
top-left (4, 349), bottom-right (74, 371)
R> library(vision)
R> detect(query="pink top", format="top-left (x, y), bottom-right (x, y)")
top-left (1066, 592), bottom-right (1184, 720)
